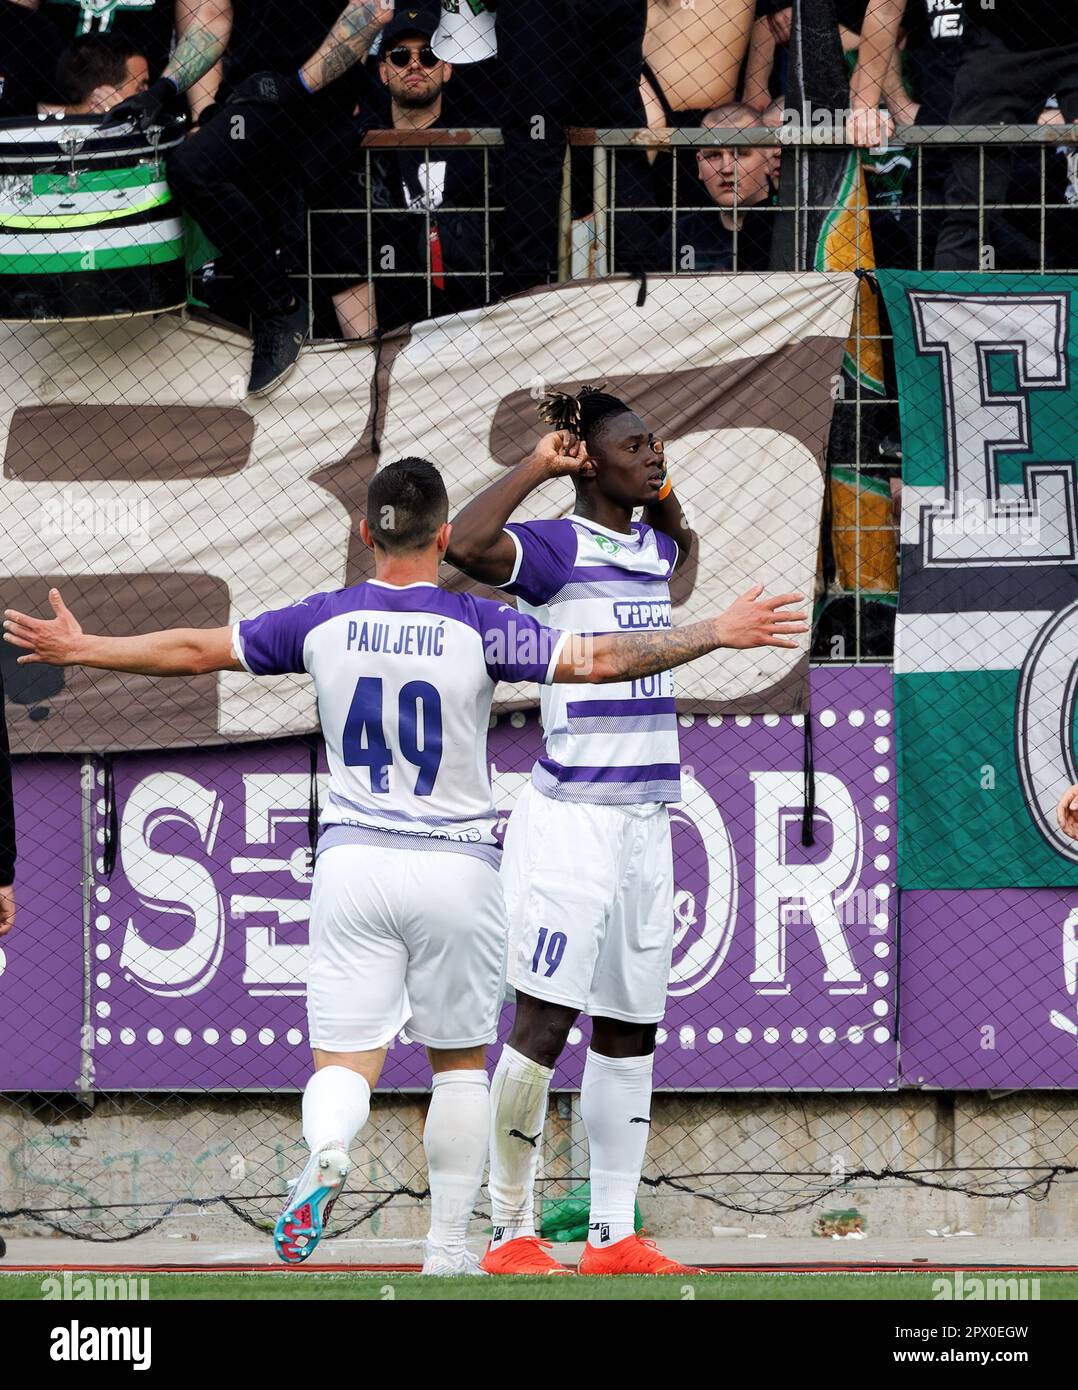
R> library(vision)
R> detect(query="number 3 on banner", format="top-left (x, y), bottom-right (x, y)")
top-left (343, 677), bottom-right (443, 795)
top-left (531, 927), bottom-right (567, 977)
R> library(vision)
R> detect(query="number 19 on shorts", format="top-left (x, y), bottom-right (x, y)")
top-left (531, 926), bottom-right (567, 977)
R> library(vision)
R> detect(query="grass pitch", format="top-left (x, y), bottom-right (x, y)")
top-left (3, 1272), bottom-right (1077, 1300)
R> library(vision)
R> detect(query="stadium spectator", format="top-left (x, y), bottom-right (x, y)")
top-left (640, 0), bottom-right (757, 129)
top-left (757, 0), bottom-right (907, 145)
top-left (0, 665), bottom-right (13, 938)
top-left (340, 4), bottom-right (496, 336)
top-left (841, 0), bottom-right (1072, 268)
top-left (842, 0), bottom-right (1077, 267)
top-left (876, 0), bottom-right (960, 267)
top-left (638, 0), bottom-right (761, 268)
top-left (495, 0), bottom-right (658, 294)
top-left (0, 0), bottom-right (62, 115)
top-left (20, 0), bottom-right (230, 122)
top-left (677, 100), bottom-right (783, 272)
top-left (46, 34), bottom-right (149, 115)
top-left (159, 0), bottom-right (392, 396)
top-left (901, 0), bottom-right (963, 128)
top-left (932, 1), bottom-right (1078, 269)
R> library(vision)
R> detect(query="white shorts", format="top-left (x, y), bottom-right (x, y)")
top-left (502, 784), bottom-right (675, 1024)
top-left (307, 840), bottom-right (508, 1052)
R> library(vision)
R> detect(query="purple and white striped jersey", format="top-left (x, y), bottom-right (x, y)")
top-left (503, 515), bottom-right (682, 806)
top-left (233, 580), bottom-right (567, 861)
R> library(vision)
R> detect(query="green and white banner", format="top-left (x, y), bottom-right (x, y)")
top-left (878, 271), bottom-right (1078, 888)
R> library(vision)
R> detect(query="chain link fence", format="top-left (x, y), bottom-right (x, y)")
top-left (3, 4), bottom-right (1078, 1252)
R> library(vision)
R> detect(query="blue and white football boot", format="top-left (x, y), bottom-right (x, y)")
top-left (274, 1146), bottom-right (350, 1264)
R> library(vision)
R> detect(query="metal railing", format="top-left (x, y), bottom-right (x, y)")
top-left (301, 124), bottom-right (1078, 293)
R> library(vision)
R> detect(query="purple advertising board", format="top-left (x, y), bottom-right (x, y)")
top-left (0, 756), bottom-right (84, 1091)
top-left (899, 890), bottom-right (1078, 1089)
top-left (659, 665), bottom-right (898, 1089)
top-left (80, 666), bottom-right (898, 1091)
top-left (10, 669), bottom-right (1076, 1095)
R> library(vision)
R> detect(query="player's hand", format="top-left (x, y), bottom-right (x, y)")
top-left (3, 588), bottom-right (85, 666)
top-left (714, 584), bottom-right (808, 650)
top-left (0, 884), bottom-right (13, 938)
top-left (528, 431), bottom-right (596, 480)
top-left (101, 75), bottom-right (179, 130)
top-left (1056, 784), bottom-right (1078, 841)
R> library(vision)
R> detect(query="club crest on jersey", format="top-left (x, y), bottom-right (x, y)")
top-left (613, 599), bottom-right (672, 630)
top-left (593, 534), bottom-right (622, 555)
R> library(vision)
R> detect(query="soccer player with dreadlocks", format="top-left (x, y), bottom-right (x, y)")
top-left (448, 386), bottom-right (804, 1275)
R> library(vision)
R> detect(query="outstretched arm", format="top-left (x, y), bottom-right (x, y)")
top-left (553, 585), bottom-right (807, 683)
top-left (298, 0), bottom-right (392, 94)
top-left (447, 432), bottom-right (592, 587)
top-left (4, 590), bottom-right (242, 677)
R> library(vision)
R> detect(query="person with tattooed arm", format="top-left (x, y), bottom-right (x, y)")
top-left (111, 0), bottom-right (394, 395)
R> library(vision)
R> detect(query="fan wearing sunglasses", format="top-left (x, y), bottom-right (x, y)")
top-left (378, 21), bottom-right (452, 126)
top-left (348, 5), bottom-right (494, 335)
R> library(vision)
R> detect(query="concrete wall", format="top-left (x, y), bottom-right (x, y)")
top-left (3, 1091), bottom-right (1077, 1241)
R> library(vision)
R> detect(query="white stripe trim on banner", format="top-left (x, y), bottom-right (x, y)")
top-left (896, 610), bottom-right (1053, 673)
top-left (0, 182), bottom-right (170, 221)
top-left (0, 218), bottom-right (182, 256)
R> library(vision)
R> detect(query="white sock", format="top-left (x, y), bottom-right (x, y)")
top-left (580, 1049), bottom-right (653, 1247)
top-left (488, 1044), bottom-right (553, 1247)
top-left (424, 1069), bottom-right (490, 1258)
top-left (301, 1065), bottom-right (371, 1155)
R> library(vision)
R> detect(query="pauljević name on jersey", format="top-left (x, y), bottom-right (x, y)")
top-left (346, 620), bottom-right (446, 656)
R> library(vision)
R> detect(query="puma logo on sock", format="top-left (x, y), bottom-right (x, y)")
top-left (629, 1116), bottom-right (652, 1126)
top-left (508, 1128), bottom-right (541, 1147)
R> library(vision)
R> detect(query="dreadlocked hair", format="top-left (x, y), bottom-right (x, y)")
top-left (536, 384), bottom-right (633, 448)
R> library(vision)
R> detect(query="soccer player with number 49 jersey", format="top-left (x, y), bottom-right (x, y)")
top-left (5, 456), bottom-right (805, 1275)
top-left (449, 387), bottom-right (807, 1275)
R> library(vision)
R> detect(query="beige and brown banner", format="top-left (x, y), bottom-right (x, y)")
top-left (0, 273), bottom-right (856, 753)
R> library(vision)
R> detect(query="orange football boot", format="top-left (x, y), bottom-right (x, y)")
top-left (479, 1235), bottom-right (574, 1275)
top-left (578, 1233), bottom-right (701, 1275)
